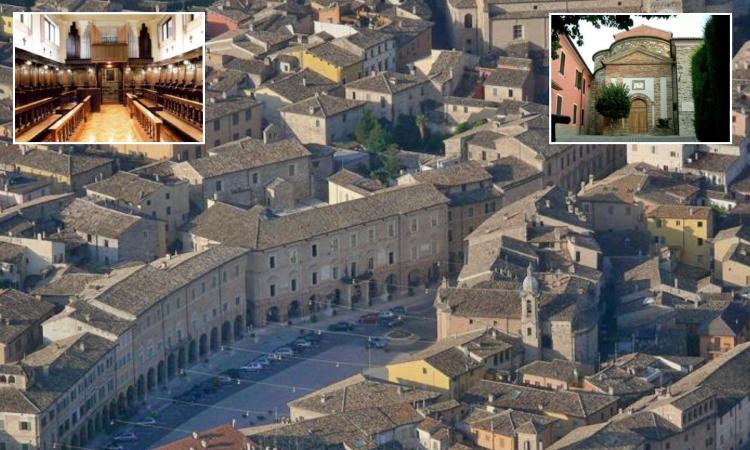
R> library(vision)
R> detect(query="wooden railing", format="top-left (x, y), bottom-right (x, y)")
top-left (15, 86), bottom-right (64, 106)
top-left (163, 94), bottom-right (203, 130)
top-left (131, 98), bottom-right (162, 142)
top-left (15, 97), bottom-right (57, 135)
top-left (48, 96), bottom-right (91, 142)
top-left (143, 88), bottom-right (160, 106)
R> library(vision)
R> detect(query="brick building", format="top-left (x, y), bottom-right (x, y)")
top-left (588, 25), bottom-right (703, 137)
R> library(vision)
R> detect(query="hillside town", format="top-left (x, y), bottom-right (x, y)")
top-left (0, 0), bottom-right (749, 449)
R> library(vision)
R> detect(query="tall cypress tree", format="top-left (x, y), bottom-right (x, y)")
top-left (692, 15), bottom-right (730, 141)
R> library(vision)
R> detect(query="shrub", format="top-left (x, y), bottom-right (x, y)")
top-left (595, 82), bottom-right (631, 125)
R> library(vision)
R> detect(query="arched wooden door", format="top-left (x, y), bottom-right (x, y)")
top-left (629, 99), bottom-right (648, 133)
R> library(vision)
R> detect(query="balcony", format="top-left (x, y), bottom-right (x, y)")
top-left (91, 43), bottom-right (128, 62)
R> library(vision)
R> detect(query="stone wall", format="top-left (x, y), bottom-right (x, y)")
top-left (674, 41), bottom-right (703, 137)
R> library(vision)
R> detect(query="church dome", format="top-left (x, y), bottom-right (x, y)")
top-left (522, 264), bottom-right (539, 293)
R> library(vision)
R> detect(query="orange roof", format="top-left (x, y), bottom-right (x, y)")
top-left (154, 424), bottom-right (247, 450)
top-left (613, 24), bottom-right (672, 42)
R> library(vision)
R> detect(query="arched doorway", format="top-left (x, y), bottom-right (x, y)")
top-left (199, 334), bottom-right (208, 357)
top-left (288, 301), bottom-right (301, 319)
top-left (234, 315), bottom-right (244, 339)
top-left (136, 376), bottom-right (145, 399)
top-left (189, 339), bottom-right (198, 363)
top-left (127, 385), bottom-right (136, 410)
top-left (385, 274), bottom-right (397, 293)
top-left (157, 360), bottom-right (165, 385)
top-left (266, 306), bottom-right (280, 323)
top-left (408, 269), bottom-right (421, 287)
top-left (210, 327), bottom-right (219, 352)
top-left (147, 368), bottom-right (156, 392)
top-left (221, 321), bottom-right (231, 345)
top-left (629, 98), bottom-right (648, 133)
top-left (168, 353), bottom-right (177, 379)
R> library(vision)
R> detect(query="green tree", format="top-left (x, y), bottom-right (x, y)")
top-left (393, 115), bottom-right (421, 150)
top-left (355, 110), bottom-right (377, 145)
top-left (365, 122), bottom-right (390, 153)
top-left (551, 15), bottom-right (672, 60)
top-left (380, 145), bottom-right (401, 181)
top-left (595, 82), bottom-right (631, 127)
top-left (692, 15), bottom-right (730, 141)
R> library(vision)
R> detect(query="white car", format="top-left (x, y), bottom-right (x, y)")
top-left (378, 311), bottom-right (395, 319)
top-left (240, 362), bottom-right (264, 372)
top-left (113, 432), bottom-right (137, 442)
top-left (274, 347), bottom-right (294, 358)
top-left (136, 417), bottom-right (156, 426)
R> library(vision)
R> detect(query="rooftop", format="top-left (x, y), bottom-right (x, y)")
top-left (281, 93), bottom-right (365, 117)
top-left (0, 289), bottom-right (55, 345)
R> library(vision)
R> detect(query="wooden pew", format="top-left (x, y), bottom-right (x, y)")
top-left (48, 96), bottom-right (91, 142)
top-left (156, 94), bottom-right (203, 142)
top-left (140, 89), bottom-right (162, 110)
top-left (131, 98), bottom-right (163, 142)
top-left (15, 97), bottom-right (62, 142)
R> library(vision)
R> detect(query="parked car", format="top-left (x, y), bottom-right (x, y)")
top-left (217, 375), bottom-right (234, 384)
top-left (254, 355), bottom-right (271, 366)
top-left (358, 313), bottom-right (379, 324)
top-left (367, 337), bottom-right (388, 349)
top-left (136, 417), bottom-right (156, 426)
top-left (274, 347), bottom-right (295, 358)
top-left (267, 352), bottom-right (283, 361)
top-left (328, 321), bottom-right (353, 332)
top-left (378, 311), bottom-right (395, 320)
top-left (240, 362), bottom-right (264, 372)
top-left (391, 306), bottom-right (407, 316)
top-left (386, 316), bottom-right (404, 327)
top-left (113, 432), bottom-right (138, 442)
top-left (304, 331), bottom-right (323, 343)
top-left (102, 443), bottom-right (125, 450)
top-left (293, 338), bottom-right (313, 348)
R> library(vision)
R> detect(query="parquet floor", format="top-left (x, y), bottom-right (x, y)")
top-left (69, 104), bottom-right (181, 143)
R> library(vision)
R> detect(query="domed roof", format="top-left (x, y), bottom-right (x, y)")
top-left (613, 25), bottom-right (672, 43)
top-left (522, 264), bottom-right (539, 294)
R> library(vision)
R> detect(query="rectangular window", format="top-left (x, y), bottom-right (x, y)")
top-left (269, 256), bottom-right (276, 269)
top-left (291, 279), bottom-right (297, 291)
top-left (513, 24), bottom-right (524, 40)
top-left (573, 104), bottom-right (578, 124)
top-left (312, 272), bottom-right (318, 285)
top-left (556, 95), bottom-right (563, 115)
top-left (162, 17), bottom-right (173, 40)
top-left (559, 52), bottom-right (566, 75)
top-left (311, 244), bottom-right (318, 257)
top-left (575, 70), bottom-right (582, 89)
top-left (270, 285), bottom-right (276, 297)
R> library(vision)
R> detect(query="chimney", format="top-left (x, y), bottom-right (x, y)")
top-left (201, 440), bottom-right (208, 448)
top-left (192, 432), bottom-right (199, 440)
top-left (545, 199), bottom-right (551, 208)
top-left (221, 91), bottom-right (227, 100)
top-left (78, 342), bottom-right (85, 352)
top-left (302, 75), bottom-right (307, 87)
top-left (487, 393), bottom-right (494, 403)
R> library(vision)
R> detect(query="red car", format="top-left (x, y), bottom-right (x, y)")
top-left (358, 313), bottom-right (379, 324)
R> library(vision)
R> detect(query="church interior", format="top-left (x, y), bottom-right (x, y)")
top-left (13, 13), bottom-right (204, 143)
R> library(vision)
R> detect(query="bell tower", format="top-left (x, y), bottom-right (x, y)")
top-left (521, 264), bottom-right (541, 362)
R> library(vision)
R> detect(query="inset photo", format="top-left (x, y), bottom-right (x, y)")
top-left (550, 13), bottom-right (731, 144)
top-left (13, 12), bottom-right (205, 144)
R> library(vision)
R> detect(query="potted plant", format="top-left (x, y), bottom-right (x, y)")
top-left (595, 82), bottom-right (631, 135)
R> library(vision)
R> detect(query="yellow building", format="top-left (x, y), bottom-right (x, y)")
top-left (384, 329), bottom-right (523, 399)
top-left (0, 5), bottom-right (23, 37)
top-left (713, 225), bottom-right (750, 287)
top-left (302, 41), bottom-right (363, 84)
top-left (646, 205), bottom-right (714, 270)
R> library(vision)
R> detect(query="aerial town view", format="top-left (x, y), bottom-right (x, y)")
top-left (1, 0), bottom-right (750, 448)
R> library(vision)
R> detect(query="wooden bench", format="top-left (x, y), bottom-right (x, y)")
top-left (131, 99), bottom-right (163, 142)
top-left (15, 97), bottom-right (60, 142)
top-left (156, 94), bottom-right (203, 142)
top-left (48, 96), bottom-right (91, 142)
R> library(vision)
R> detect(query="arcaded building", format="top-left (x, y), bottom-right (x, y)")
top-left (587, 25), bottom-right (703, 137)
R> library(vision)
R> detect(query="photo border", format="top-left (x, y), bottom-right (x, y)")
top-left (12, 11), bottom-right (207, 145)
top-left (547, 12), bottom-right (733, 146)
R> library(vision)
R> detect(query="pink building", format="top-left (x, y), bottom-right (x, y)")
top-left (551, 33), bottom-right (592, 138)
